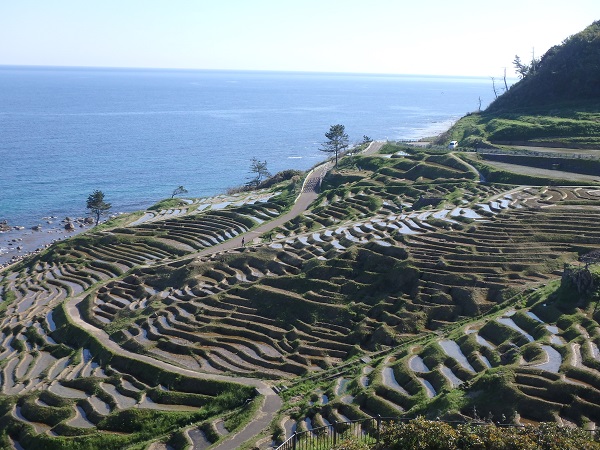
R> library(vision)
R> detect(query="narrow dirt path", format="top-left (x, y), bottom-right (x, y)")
top-left (65, 272), bottom-right (281, 450)
top-left (451, 152), bottom-right (486, 182)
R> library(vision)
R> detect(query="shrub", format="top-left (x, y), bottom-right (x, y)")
top-left (378, 418), bottom-right (600, 450)
top-left (258, 169), bottom-right (304, 189)
top-left (379, 418), bottom-right (458, 449)
top-left (332, 439), bottom-right (371, 450)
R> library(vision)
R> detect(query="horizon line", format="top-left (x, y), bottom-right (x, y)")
top-left (0, 63), bottom-right (509, 80)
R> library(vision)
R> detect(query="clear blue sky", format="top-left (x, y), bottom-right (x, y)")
top-left (1, 0), bottom-right (598, 76)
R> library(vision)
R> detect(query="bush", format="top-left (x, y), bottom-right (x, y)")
top-left (379, 418), bottom-right (458, 449)
top-left (378, 418), bottom-right (600, 450)
top-left (258, 169), bottom-right (304, 189)
top-left (332, 439), bottom-right (371, 450)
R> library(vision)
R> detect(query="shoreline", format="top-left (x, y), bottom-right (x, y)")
top-left (0, 217), bottom-right (94, 268)
top-left (0, 185), bottom-right (287, 269)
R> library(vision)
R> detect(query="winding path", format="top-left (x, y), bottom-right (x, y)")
top-left (450, 152), bottom-right (486, 182)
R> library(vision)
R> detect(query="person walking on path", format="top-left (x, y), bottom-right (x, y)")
top-left (241, 237), bottom-right (245, 247)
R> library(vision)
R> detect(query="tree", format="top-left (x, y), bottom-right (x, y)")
top-left (86, 190), bottom-right (111, 226)
top-left (321, 124), bottom-right (349, 167)
top-left (246, 158), bottom-right (271, 188)
top-left (513, 52), bottom-right (540, 79)
top-left (513, 55), bottom-right (530, 79)
top-left (490, 76), bottom-right (499, 99)
top-left (171, 185), bottom-right (188, 198)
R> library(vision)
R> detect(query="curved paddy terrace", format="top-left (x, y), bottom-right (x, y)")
top-left (1, 142), bottom-right (600, 448)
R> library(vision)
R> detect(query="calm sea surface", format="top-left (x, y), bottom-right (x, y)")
top-left (0, 66), bottom-right (494, 229)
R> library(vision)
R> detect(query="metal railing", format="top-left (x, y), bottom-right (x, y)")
top-left (476, 147), bottom-right (600, 160)
top-left (276, 417), bottom-right (381, 450)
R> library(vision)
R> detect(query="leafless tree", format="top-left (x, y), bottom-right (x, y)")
top-left (490, 77), bottom-right (499, 99)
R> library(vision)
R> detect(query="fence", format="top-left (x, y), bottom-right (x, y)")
top-left (276, 417), bottom-right (381, 450)
top-left (476, 148), bottom-right (600, 160)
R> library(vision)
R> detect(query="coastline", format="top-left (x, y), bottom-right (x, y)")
top-left (0, 217), bottom-right (93, 268)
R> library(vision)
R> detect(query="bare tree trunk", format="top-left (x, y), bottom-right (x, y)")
top-left (490, 77), bottom-right (498, 99)
top-left (503, 68), bottom-right (509, 91)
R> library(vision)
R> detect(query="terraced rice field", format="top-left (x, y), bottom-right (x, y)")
top-left (1, 144), bottom-right (600, 448)
top-left (0, 186), bottom-right (290, 448)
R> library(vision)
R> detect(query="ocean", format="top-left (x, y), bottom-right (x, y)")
top-left (0, 66), bottom-right (494, 230)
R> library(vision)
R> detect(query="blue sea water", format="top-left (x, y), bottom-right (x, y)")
top-left (0, 66), bottom-right (494, 228)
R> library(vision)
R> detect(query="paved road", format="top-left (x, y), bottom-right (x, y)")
top-left (211, 388), bottom-right (282, 450)
top-left (361, 140), bottom-right (384, 155)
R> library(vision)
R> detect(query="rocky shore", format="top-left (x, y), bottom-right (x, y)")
top-left (0, 216), bottom-right (95, 269)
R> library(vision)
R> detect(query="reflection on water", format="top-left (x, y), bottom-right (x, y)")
top-left (439, 340), bottom-right (475, 372)
top-left (533, 345), bottom-right (562, 373)
top-left (440, 366), bottom-right (463, 387)
top-left (497, 317), bottom-right (534, 342)
top-left (418, 378), bottom-right (436, 398)
top-left (408, 355), bottom-right (429, 373)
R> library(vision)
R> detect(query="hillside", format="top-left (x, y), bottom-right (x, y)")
top-left (1, 140), bottom-right (600, 448)
top-left (490, 20), bottom-right (600, 111)
top-left (438, 20), bottom-right (600, 149)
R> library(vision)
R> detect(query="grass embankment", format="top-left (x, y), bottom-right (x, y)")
top-left (457, 153), bottom-right (599, 185)
top-left (439, 108), bottom-right (600, 149)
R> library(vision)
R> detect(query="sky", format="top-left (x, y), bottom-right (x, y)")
top-left (1, 0), bottom-right (598, 77)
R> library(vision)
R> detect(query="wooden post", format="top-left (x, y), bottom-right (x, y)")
top-left (333, 421), bottom-right (337, 446)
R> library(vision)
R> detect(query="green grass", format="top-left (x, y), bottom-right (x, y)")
top-left (459, 153), bottom-right (597, 185)
top-left (439, 107), bottom-right (600, 148)
top-left (147, 198), bottom-right (190, 212)
top-left (96, 210), bottom-right (146, 230)
top-left (0, 286), bottom-right (16, 306)
top-left (223, 397), bottom-right (262, 433)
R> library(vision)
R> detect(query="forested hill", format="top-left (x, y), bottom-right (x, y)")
top-left (488, 20), bottom-right (600, 111)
